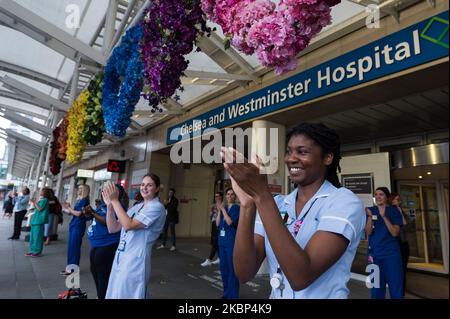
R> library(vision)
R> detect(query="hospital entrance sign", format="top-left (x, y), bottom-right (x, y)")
top-left (167, 11), bottom-right (449, 145)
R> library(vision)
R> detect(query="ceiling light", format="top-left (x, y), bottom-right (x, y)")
top-left (191, 77), bottom-right (199, 83)
top-left (418, 175), bottom-right (423, 179)
top-left (427, 172), bottom-right (431, 175)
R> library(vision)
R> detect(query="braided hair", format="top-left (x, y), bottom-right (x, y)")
top-left (286, 123), bottom-right (342, 188)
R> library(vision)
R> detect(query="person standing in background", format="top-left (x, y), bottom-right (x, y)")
top-left (9, 187), bottom-right (30, 239)
top-left (85, 184), bottom-right (127, 299)
top-left (157, 188), bottom-right (179, 251)
top-left (3, 191), bottom-right (14, 219)
top-left (390, 192), bottom-right (410, 297)
top-left (61, 184), bottom-right (90, 276)
top-left (216, 188), bottom-right (240, 299)
top-left (365, 187), bottom-right (404, 299)
top-left (200, 192), bottom-right (222, 267)
top-left (44, 189), bottom-right (62, 245)
top-left (25, 188), bottom-right (51, 257)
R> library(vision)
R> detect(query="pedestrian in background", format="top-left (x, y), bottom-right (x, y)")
top-left (85, 184), bottom-right (128, 299)
top-left (157, 188), bottom-right (179, 251)
top-left (365, 187), bottom-right (404, 299)
top-left (9, 187), bottom-right (30, 239)
top-left (201, 192), bottom-right (222, 267)
top-left (217, 187), bottom-right (240, 299)
top-left (25, 188), bottom-right (51, 257)
top-left (390, 192), bottom-right (410, 297)
top-left (61, 184), bottom-right (90, 275)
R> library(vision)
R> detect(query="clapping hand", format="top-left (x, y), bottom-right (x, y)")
top-left (83, 206), bottom-right (95, 217)
top-left (102, 181), bottom-right (119, 205)
top-left (221, 147), bottom-right (266, 204)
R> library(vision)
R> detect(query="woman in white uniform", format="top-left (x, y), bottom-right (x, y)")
top-left (222, 123), bottom-right (366, 299)
top-left (102, 174), bottom-right (166, 299)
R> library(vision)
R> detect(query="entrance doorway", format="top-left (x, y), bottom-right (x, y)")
top-left (398, 182), bottom-right (447, 272)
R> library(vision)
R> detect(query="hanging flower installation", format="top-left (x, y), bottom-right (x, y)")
top-left (201, 0), bottom-right (340, 75)
top-left (140, 0), bottom-right (210, 112)
top-left (49, 126), bottom-right (63, 176)
top-left (57, 115), bottom-right (69, 161)
top-left (66, 89), bottom-right (89, 164)
top-left (83, 73), bottom-right (105, 145)
top-left (102, 25), bottom-right (144, 138)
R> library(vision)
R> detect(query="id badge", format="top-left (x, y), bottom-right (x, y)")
top-left (118, 239), bottom-right (126, 252)
top-left (220, 229), bottom-right (225, 237)
top-left (372, 215), bottom-right (378, 221)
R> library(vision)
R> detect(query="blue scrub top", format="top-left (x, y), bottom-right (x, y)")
top-left (69, 198), bottom-right (89, 229)
top-left (255, 181), bottom-right (366, 299)
top-left (367, 205), bottom-right (403, 258)
top-left (218, 204), bottom-right (240, 248)
top-left (87, 203), bottom-right (121, 248)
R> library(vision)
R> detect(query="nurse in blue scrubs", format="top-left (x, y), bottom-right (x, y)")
top-left (216, 188), bottom-right (240, 299)
top-left (365, 187), bottom-right (404, 299)
top-left (61, 184), bottom-right (90, 275)
top-left (221, 123), bottom-right (366, 299)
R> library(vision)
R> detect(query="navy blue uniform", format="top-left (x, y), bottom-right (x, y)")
top-left (218, 204), bottom-right (240, 299)
top-left (367, 205), bottom-right (403, 299)
top-left (67, 198), bottom-right (89, 266)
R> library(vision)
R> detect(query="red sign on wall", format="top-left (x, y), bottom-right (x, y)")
top-left (107, 160), bottom-right (126, 173)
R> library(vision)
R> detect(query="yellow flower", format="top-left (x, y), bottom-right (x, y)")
top-left (66, 89), bottom-right (90, 164)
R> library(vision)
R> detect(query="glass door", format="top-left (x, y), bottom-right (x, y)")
top-left (399, 185), bottom-right (426, 262)
top-left (399, 183), bottom-right (444, 268)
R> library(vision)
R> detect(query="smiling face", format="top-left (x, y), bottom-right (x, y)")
top-left (375, 190), bottom-right (388, 206)
top-left (77, 186), bottom-right (84, 197)
top-left (285, 134), bottom-right (333, 187)
top-left (225, 189), bottom-right (236, 205)
top-left (140, 176), bottom-right (159, 200)
top-left (391, 195), bottom-right (401, 206)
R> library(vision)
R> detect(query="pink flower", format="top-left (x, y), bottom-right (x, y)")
top-left (201, 0), bottom-right (217, 19)
top-left (202, 0), bottom-right (339, 75)
top-left (230, 0), bottom-right (275, 54)
top-left (213, 0), bottom-right (245, 33)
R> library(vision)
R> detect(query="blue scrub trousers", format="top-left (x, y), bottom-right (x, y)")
top-left (68, 225), bottom-right (85, 266)
top-left (371, 254), bottom-right (404, 299)
top-left (218, 245), bottom-right (239, 299)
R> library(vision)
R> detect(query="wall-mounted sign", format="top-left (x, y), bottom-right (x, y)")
top-left (167, 11), bottom-right (449, 145)
top-left (107, 160), bottom-right (126, 173)
top-left (342, 173), bottom-right (375, 208)
top-left (94, 168), bottom-right (112, 181)
top-left (77, 169), bottom-right (94, 178)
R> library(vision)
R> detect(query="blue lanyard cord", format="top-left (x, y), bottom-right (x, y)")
top-left (276, 197), bottom-right (320, 276)
top-left (297, 197), bottom-right (319, 223)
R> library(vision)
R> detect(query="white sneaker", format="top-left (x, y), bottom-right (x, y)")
top-left (170, 246), bottom-right (176, 251)
top-left (212, 258), bottom-right (220, 265)
top-left (201, 259), bottom-right (212, 267)
top-left (156, 244), bottom-right (165, 250)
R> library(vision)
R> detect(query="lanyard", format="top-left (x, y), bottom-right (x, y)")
top-left (292, 197), bottom-right (319, 237)
top-left (274, 196), bottom-right (320, 290)
top-left (124, 203), bottom-right (145, 234)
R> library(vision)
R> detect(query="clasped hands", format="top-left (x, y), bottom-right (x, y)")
top-left (220, 147), bottom-right (269, 207)
top-left (101, 181), bottom-right (119, 206)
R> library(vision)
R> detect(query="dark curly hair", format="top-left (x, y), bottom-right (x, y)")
top-left (286, 123), bottom-right (342, 188)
